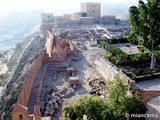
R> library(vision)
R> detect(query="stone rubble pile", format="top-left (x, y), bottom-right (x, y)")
top-left (41, 90), bottom-right (62, 117)
top-left (60, 85), bottom-right (76, 98)
top-left (88, 77), bottom-right (106, 96)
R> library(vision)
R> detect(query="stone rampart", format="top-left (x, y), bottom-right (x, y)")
top-left (12, 54), bottom-right (44, 120)
top-left (12, 41), bottom-right (75, 119)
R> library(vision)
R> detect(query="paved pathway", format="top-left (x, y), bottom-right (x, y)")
top-left (136, 78), bottom-right (160, 91)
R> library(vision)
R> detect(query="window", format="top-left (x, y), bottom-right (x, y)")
top-left (81, 12), bottom-right (87, 17)
top-left (19, 114), bottom-right (23, 120)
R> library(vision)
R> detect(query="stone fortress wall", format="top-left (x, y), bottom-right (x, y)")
top-left (12, 53), bottom-right (44, 120)
top-left (41, 2), bottom-right (116, 26)
top-left (43, 40), bottom-right (75, 62)
top-left (12, 33), bottom-right (76, 120)
top-left (17, 54), bottom-right (44, 106)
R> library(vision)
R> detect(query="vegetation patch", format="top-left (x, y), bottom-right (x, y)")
top-left (97, 40), bottom-right (160, 82)
top-left (62, 75), bottom-right (146, 120)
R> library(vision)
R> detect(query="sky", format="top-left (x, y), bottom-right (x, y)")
top-left (0, 0), bottom-right (142, 16)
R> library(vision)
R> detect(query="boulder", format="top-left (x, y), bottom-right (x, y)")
top-left (54, 102), bottom-right (58, 109)
top-left (52, 99), bottom-right (56, 103)
top-left (47, 95), bottom-right (51, 99)
top-left (46, 106), bottom-right (50, 111)
top-left (51, 92), bottom-right (56, 98)
top-left (55, 96), bottom-right (60, 101)
top-left (49, 111), bottom-right (53, 116)
top-left (46, 104), bottom-right (49, 107)
top-left (48, 100), bottom-right (52, 105)
top-left (44, 111), bottom-right (49, 115)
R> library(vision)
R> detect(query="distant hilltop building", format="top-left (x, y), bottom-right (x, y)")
top-left (81, 2), bottom-right (101, 20)
top-left (41, 2), bottom-right (117, 27)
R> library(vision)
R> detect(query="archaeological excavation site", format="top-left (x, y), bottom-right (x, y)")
top-left (12, 27), bottom-right (109, 120)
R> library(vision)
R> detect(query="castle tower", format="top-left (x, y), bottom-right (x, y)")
top-left (81, 2), bottom-right (101, 20)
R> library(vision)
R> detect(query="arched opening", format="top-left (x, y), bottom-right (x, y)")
top-left (19, 114), bottom-right (23, 120)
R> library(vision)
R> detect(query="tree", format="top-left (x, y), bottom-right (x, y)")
top-left (62, 75), bottom-right (146, 120)
top-left (107, 74), bottom-right (128, 104)
top-left (101, 102), bottom-right (115, 120)
top-left (63, 104), bottom-right (77, 120)
top-left (121, 95), bottom-right (147, 120)
top-left (107, 74), bottom-right (146, 120)
top-left (129, 0), bottom-right (160, 70)
top-left (62, 96), bottom-right (104, 120)
top-left (85, 97), bottom-right (102, 120)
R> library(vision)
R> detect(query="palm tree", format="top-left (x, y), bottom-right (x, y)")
top-left (63, 105), bottom-right (77, 120)
top-left (101, 102), bottom-right (115, 120)
top-left (85, 97), bottom-right (102, 120)
top-left (121, 95), bottom-right (147, 120)
top-left (74, 100), bottom-right (85, 120)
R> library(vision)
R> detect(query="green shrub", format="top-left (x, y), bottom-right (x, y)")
top-left (133, 72), bottom-right (160, 82)
top-left (119, 95), bottom-right (146, 120)
top-left (156, 51), bottom-right (160, 60)
top-left (97, 39), bottom-right (106, 45)
top-left (104, 44), bottom-right (152, 66)
top-left (106, 44), bottom-right (125, 56)
top-left (62, 75), bottom-right (147, 120)
top-left (99, 40), bottom-right (160, 81)
top-left (100, 42), bottom-right (107, 49)
top-left (108, 37), bottom-right (129, 44)
top-left (62, 96), bottom-right (104, 120)
top-left (7, 60), bottom-right (17, 71)
top-left (0, 73), bottom-right (10, 86)
top-left (103, 44), bottom-right (128, 65)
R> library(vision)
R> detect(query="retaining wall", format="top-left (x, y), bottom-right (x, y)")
top-left (94, 56), bottom-right (160, 104)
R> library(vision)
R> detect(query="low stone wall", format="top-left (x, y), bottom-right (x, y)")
top-left (94, 56), bottom-right (160, 105)
top-left (94, 56), bottom-right (134, 85)
top-left (130, 88), bottom-right (160, 104)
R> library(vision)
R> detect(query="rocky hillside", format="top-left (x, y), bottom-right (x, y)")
top-left (0, 31), bottom-right (45, 120)
top-left (0, 10), bottom-right (42, 48)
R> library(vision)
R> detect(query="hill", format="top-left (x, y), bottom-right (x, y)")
top-left (0, 10), bottom-right (42, 48)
